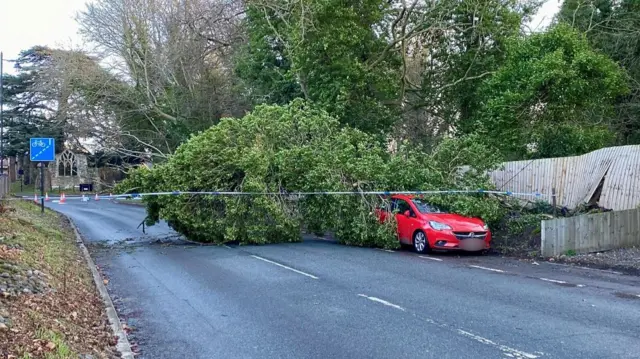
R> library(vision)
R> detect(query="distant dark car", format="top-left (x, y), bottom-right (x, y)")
top-left (123, 190), bottom-right (143, 200)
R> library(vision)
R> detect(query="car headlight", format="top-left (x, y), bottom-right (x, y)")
top-left (483, 224), bottom-right (489, 231)
top-left (429, 221), bottom-right (452, 230)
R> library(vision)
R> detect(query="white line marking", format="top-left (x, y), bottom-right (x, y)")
top-left (250, 255), bottom-right (319, 279)
top-left (577, 284), bottom-right (586, 288)
top-left (377, 248), bottom-right (395, 253)
top-left (357, 294), bottom-right (540, 358)
top-left (419, 255), bottom-right (443, 261)
top-left (539, 278), bottom-right (567, 284)
top-left (222, 245), bottom-right (232, 249)
top-left (456, 329), bottom-right (540, 359)
top-left (469, 265), bottom-right (505, 273)
top-left (636, 294), bottom-right (640, 298)
top-left (358, 294), bottom-right (405, 311)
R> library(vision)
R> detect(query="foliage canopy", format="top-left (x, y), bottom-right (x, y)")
top-left (469, 24), bottom-right (628, 159)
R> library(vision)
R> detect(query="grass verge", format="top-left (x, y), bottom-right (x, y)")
top-left (0, 199), bottom-right (117, 358)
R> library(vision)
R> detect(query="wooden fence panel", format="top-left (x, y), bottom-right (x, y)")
top-left (541, 208), bottom-right (640, 256)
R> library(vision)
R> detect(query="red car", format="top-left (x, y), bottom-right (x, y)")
top-left (376, 195), bottom-right (491, 253)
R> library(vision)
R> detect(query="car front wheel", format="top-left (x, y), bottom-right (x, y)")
top-left (413, 231), bottom-right (430, 253)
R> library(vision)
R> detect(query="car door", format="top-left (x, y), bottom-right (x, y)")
top-left (394, 199), bottom-right (415, 244)
top-left (375, 201), bottom-right (390, 223)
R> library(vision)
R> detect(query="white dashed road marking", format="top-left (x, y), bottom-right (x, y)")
top-left (250, 255), bottom-right (319, 279)
top-left (358, 294), bottom-right (406, 311)
top-left (456, 329), bottom-right (540, 359)
top-left (419, 256), bottom-right (443, 261)
top-left (469, 265), bottom-right (505, 273)
top-left (539, 278), bottom-right (567, 284)
top-left (358, 293), bottom-right (542, 358)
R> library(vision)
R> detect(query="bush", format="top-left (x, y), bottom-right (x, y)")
top-left (116, 99), bottom-right (506, 247)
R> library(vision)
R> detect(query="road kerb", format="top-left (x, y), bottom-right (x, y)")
top-left (64, 214), bottom-right (135, 359)
top-left (112, 199), bottom-right (145, 207)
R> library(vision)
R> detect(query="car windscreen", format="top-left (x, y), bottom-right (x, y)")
top-left (412, 199), bottom-right (446, 214)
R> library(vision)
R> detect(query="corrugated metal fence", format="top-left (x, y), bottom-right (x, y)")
top-left (541, 208), bottom-right (640, 256)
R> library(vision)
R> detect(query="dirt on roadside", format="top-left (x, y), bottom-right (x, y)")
top-left (490, 223), bottom-right (640, 275)
top-left (550, 248), bottom-right (640, 276)
top-left (0, 200), bottom-right (118, 358)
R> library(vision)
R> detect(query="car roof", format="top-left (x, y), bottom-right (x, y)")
top-left (391, 194), bottom-right (415, 200)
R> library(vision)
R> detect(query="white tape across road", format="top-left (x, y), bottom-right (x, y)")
top-left (17, 188), bottom-right (545, 202)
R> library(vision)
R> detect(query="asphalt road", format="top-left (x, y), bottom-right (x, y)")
top-left (49, 199), bottom-right (640, 359)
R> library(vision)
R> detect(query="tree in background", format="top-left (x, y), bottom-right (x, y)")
top-left (76, 0), bottom-right (249, 159)
top-left (1, 47), bottom-right (70, 184)
top-left (557, 0), bottom-right (640, 145)
top-left (469, 24), bottom-right (628, 160)
top-left (5, 0), bottom-right (633, 174)
top-left (2, 48), bottom-right (65, 156)
top-left (400, 0), bottom-right (540, 148)
top-left (236, 0), bottom-right (402, 134)
top-left (2, 45), bottom-right (164, 173)
top-left (236, 0), bottom-right (541, 144)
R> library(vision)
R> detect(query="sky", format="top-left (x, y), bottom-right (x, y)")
top-left (0, 0), bottom-right (561, 74)
top-left (530, 0), bottom-right (562, 31)
top-left (0, 0), bottom-right (89, 73)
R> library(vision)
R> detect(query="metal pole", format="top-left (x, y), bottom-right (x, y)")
top-left (552, 187), bottom-right (557, 217)
top-left (0, 51), bottom-right (4, 176)
top-left (40, 162), bottom-right (45, 213)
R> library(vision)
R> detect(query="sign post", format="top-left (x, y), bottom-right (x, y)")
top-left (29, 138), bottom-right (56, 213)
top-left (18, 168), bottom-right (23, 192)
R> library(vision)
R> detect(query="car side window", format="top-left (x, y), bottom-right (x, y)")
top-left (386, 199), bottom-right (397, 213)
top-left (396, 199), bottom-right (411, 214)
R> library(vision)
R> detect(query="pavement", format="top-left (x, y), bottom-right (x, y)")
top-left (48, 199), bottom-right (640, 359)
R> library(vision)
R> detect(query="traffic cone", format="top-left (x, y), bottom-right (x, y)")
top-left (94, 193), bottom-right (100, 201)
top-left (33, 193), bottom-right (38, 203)
top-left (45, 193), bottom-right (50, 202)
top-left (59, 193), bottom-right (66, 204)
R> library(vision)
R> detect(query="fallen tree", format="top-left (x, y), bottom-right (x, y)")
top-left (116, 100), bottom-right (507, 247)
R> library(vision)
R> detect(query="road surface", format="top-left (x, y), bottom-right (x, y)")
top-left (49, 199), bottom-right (640, 359)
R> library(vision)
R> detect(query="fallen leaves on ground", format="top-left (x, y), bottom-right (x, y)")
top-left (0, 200), bottom-right (119, 358)
top-left (553, 247), bottom-right (640, 275)
top-left (0, 245), bottom-right (22, 261)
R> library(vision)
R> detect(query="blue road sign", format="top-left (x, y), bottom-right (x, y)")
top-left (30, 138), bottom-right (56, 162)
